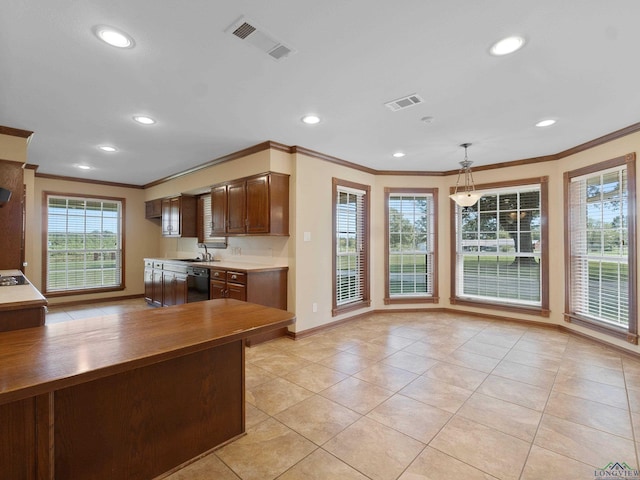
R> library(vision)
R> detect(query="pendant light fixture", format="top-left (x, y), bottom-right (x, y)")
top-left (449, 143), bottom-right (482, 207)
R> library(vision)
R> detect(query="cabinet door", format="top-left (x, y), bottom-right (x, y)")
top-left (169, 197), bottom-right (180, 235)
top-left (152, 269), bottom-right (163, 306)
top-left (174, 274), bottom-right (188, 306)
top-left (246, 175), bottom-right (270, 234)
top-left (227, 282), bottom-right (247, 301)
top-left (144, 267), bottom-right (153, 303)
top-left (227, 180), bottom-right (247, 234)
top-left (209, 279), bottom-right (227, 300)
top-left (145, 199), bottom-right (162, 219)
top-left (210, 186), bottom-right (227, 235)
top-left (161, 199), bottom-right (173, 236)
top-left (162, 272), bottom-right (175, 306)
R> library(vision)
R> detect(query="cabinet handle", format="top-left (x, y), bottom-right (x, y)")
top-left (231, 274), bottom-right (237, 280)
top-left (213, 272), bottom-right (220, 277)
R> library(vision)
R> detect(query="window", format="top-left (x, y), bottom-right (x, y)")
top-left (44, 193), bottom-right (124, 295)
top-left (385, 188), bottom-right (438, 304)
top-left (332, 178), bottom-right (370, 316)
top-left (451, 177), bottom-right (549, 316)
top-left (564, 154), bottom-right (637, 344)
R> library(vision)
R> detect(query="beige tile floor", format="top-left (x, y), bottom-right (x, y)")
top-left (48, 301), bottom-right (640, 479)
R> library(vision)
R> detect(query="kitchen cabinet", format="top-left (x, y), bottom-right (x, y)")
top-left (144, 260), bottom-right (164, 307)
top-left (226, 180), bottom-right (247, 234)
top-left (145, 198), bottom-right (162, 219)
top-left (162, 270), bottom-right (188, 307)
top-left (161, 195), bottom-right (197, 237)
top-left (209, 266), bottom-right (288, 345)
top-left (0, 160), bottom-right (25, 270)
top-left (210, 185), bottom-right (228, 236)
top-left (210, 172), bottom-right (289, 236)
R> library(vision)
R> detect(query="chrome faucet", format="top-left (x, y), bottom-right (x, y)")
top-left (200, 244), bottom-right (213, 261)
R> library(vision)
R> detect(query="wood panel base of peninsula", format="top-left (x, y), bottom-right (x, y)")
top-left (0, 299), bottom-right (295, 480)
top-left (56, 341), bottom-right (243, 479)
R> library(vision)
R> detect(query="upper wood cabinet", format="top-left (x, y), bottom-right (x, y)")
top-left (161, 195), bottom-right (197, 237)
top-left (210, 172), bottom-right (289, 236)
top-left (0, 160), bottom-right (24, 270)
top-left (144, 199), bottom-right (162, 219)
top-left (210, 185), bottom-right (228, 236)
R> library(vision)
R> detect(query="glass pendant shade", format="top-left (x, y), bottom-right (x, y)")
top-left (449, 143), bottom-right (481, 207)
top-left (449, 191), bottom-right (482, 206)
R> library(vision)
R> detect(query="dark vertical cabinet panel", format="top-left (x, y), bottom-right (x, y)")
top-left (226, 181), bottom-right (247, 234)
top-left (0, 160), bottom-right (24, 269)
top-left (246, 174), bottom-right (269, 233)
top-left (0, 398), bottom-right (37, 479)
top-left (210, 185), bottom-right (228, 236)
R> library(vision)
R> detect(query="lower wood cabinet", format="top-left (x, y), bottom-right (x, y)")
top-left (144, 261), bottom-right (188, 307)
top-left (162, 271), bottom-right (188, 307)
top-left (209, 266), bottom-right (288, 345)
top-left (144, 260), bottom-right (164, 307)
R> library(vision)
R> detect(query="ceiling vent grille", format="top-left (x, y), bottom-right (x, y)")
top-left (226, 16), bottom-right (296, 61)
top-left (384, 94), bottom-right (424, 111)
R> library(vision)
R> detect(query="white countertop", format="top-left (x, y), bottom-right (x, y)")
top-left (0, 270), bottom-right (47, 307)
top-left (146, 259), bottom-right (288, 272)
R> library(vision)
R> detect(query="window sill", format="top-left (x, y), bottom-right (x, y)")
top-left (450, 297), bottom-right (549, 318)
top-left (564, 313), bottom-right (637, 345)
top-left (384, 296), bottom-right (439, 305)
top-left (332, 299), bottom-right (371, 317)
top-left (44, 285), bottom-right (125, 298)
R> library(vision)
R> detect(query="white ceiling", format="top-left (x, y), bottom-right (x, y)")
top-left (1, 0), bottom-right (639, 186)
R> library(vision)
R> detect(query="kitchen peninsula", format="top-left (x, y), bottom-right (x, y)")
top-left (0, 299), bottom-right (295, 480)
top-left (0, 269), bottom-right (47, 332)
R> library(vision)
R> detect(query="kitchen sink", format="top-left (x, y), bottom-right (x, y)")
top-left (168, 258), bottom-right (204, 262)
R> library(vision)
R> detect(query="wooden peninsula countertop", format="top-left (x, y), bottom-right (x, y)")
top-left (0, 299), bottom-right (295, 480)
top-left (0, 298), bottom-right (294, 406)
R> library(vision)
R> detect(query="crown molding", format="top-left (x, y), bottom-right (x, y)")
top-left (0, 126), bottom-right (34, 139)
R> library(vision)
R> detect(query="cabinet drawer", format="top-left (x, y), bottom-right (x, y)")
top-left (226, 271), bottom-right (246, 284)
top-left (210, 269), bottom-right (226, 280)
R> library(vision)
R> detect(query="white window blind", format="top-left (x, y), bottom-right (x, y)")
top-left (388, 193), bottom-right (434, 297)
top-left (455, 184), bottom-right (542, 306)
top-left (46, 195), bottom-right (123, 292)
top-left (336, 187), bottom-right (366, 306)
top-left (568, 166), bottom-right (629, 327)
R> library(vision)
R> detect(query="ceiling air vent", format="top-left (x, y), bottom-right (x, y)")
top-left (384, 94), bottom-right (424, 112)
top-left (226, 16), bottom-right (296, 61)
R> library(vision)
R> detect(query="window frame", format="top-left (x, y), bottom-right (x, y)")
top-left (332, 178), bottom-right (371, 316)
top-left (43, 191), bottom-right (126, 297)
top-left (563, 153), bottom-right (637, 344)
top-left (384, 187), bottom-right (439, 304)
top-left (450, 177), bottom-right (550, 316)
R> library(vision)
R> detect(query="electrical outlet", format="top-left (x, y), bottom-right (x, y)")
top-left (312, 302), bottom-right (318, 313)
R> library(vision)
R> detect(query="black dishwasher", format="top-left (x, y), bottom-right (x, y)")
top-left (186, 266), bottom-right (210, 303)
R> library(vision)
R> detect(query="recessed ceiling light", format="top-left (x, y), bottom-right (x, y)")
top-left (301, 115), bottom-right (320, 125)
top-left (98, 145), bottom-right (118, 152)
top-left (535, 119), bottom-right (556, 127)
top-left (393, 152), bottom-right (406, 158)
top-left (76, 164), bottom-right (92, 170)
top-left (93, 25), bottom-right (135, 49)
top-left (489, 36), bottom-right (525, 56)
top-left (133, 115), bottom-right (156, 125)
